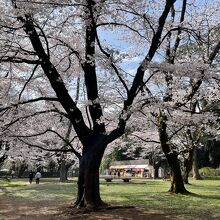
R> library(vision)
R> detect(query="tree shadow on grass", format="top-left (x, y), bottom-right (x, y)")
top-left (189, 192), bottom-right (220, 200)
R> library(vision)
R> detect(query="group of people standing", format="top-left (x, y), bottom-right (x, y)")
top-left (29, 171), bottom-right (42, 184)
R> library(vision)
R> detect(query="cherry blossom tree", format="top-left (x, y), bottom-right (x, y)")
top-left (139, 0), bottom-right (220, 193)
top-left (111, 0), bottom-right (220, 193)
top-left (0, 0), bottom-right (179, 208)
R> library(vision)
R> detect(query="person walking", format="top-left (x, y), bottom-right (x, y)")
top-left (35, 171), bottom-right (42, 184)
top-left (29, 170), bottom-right (34, 184)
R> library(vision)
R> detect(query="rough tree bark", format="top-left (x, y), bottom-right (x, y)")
top-left (183, 148), bottom-right (194, 184)
top-left (158, 113), bottom-right (188, 194)
top-left (183, 127), bottom-right (203, 183)
top-left (59, 157), bottom-right (75, 182)
top-left (74, 135), bottom-right (108, 209)
top-left (59, 159), bottom-right (69, 182)
top-left (192, 147), bottom-right (202, 179)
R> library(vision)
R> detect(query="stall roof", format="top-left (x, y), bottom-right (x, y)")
top-left (110, 164), bottom-right (150, 169)
top-left (111, 159), bottom-right (149, 166)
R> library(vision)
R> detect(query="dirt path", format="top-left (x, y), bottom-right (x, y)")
top-left (0, 195), bottom-right (60, 220)
top-left (60, 206), bottom-right (177, 220)
top-left (0, 195), bottom-right (176, 220)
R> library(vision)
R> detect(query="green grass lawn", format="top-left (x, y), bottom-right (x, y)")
top-left (101, 178), bottom-right (220, 220)
top-left (0, 178), bottom-right (219, 220)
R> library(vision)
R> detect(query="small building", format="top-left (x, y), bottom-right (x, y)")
top-left (109, 159), bottom-right (164, 178)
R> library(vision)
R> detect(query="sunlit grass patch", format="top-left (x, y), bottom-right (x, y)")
top-left (5, 182), bottom-right (76, 202)
top-left (100, 178), bottom-right (220, 220)
top-left (0, 180), bottom-right (28, 187)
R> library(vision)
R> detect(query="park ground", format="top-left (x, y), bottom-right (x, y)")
top-left (0, 177), bottom-right (220, 220)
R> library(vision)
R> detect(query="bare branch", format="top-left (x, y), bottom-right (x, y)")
top-left (18, 64), bottom-right (39, 101)
top-left (97, 22), bottom-right (147, 40)
top-left (0, 56), bottom-right (40, 64)
top-left (18, 138), bottom-right (74, 153)
top-left (3, 110), bottom-right (62, 131)
top-left (130, 134), bottom-right (160, 144)
top-left (95, 31), bottom-right (129, 95)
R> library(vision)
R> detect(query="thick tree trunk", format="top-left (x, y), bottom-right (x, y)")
top-left (158, 114), bottom-right (189, 194)
top-left (75, 159), bottom-right (106, 209)
top-left (60, 160), bottom-right (68, 182)
top-left (168, 153), bottom-right (188, 193)
top-left (60, 158), bottom-right (75, 182)
top-left (74, 138), bottom-right (107, 209)
top-left (192, 147), bottom-right (202, 180)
